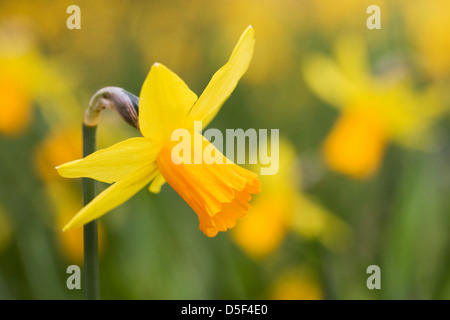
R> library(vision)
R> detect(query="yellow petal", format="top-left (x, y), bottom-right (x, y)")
top-left (63, 164), bottom-right (158, 231)
top-left (334, 34), bottom-right (369, 83)
top-left (156, 136), bottom-right (261, 237)
top-left (187, 25), bottom-right (255, 129)
top-left (232, 193), bottom-right (291, 258)
top-left (139, 63), bottom-right (198, 141)
top-left (148, 172), bottom-right (166, 193)
top-left (0, 75), bottom-right (32, 136)
top-left (57, 137), bottom-right (158, 184)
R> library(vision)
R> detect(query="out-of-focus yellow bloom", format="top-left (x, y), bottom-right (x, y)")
top-left (303, 34), bottom-right (444, 178)
top-left (57, 26), bottom-right (261, 237)
top-left (0, 207), bottom-right (13, 255)
top-left (232, 193), bottom-right (292, 258)
top-left (232, 138), bottom-right (296, 257)
top-left (323, 108), bottom-right (387, 179)
top-left (0, 23), bottom-right (39, 136)
top-left (269, 267), bottom-right (322, 300)
top-left (34, 128), bottom-right (82, 182)
top-left (403, 0), bottom-right (450, 79)
top-left (232, 138), bottom-right (350, 258)
top-left (0, 20), bottom-right (80, 136)
top-left (0, 74), bottom-right (31, 136)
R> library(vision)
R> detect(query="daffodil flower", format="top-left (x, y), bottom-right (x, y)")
top-left (303, 34), bottom-right (444, 178)
top-left (57, 26), bottom-right (261, 237)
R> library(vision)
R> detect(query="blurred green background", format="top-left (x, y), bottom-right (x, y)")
top-left (0, 0), bottom-right (449, 300)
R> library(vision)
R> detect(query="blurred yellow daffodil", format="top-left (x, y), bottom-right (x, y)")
top-left (0, 24), bottom-right (40, 136)
top-left (57, 26), bottom-right (261, 237)
top-left (0, 73), bottom-right (31, 136)
top-left (303, 34), bottom-right (444, 178)
top-left (232, 138), bottom-right (350, 258)
top-left (0, 21), bottom-right (81, 136)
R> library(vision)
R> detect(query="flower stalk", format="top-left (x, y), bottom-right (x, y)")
top-left (81, 87), bottom-right (139, 300)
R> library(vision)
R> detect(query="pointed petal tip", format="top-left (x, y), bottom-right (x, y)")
top-left (62, 219), bottom-right (76, 232)
top-left (55, 162), bottom-right (67, 171)
top-left (55, 163), bottom-right (68, 177)
top-left (148, 186), bottom-right (161, 194)
top-left (63, 222), bottom-right (76, 232)
top-left (246, 25), bottom-right (255, 35)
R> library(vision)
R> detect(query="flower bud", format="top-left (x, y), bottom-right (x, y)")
top-left (84, 86), bottom-right (139, 130)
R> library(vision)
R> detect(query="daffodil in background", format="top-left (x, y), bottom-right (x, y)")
top-left (0, 20), bottom-right (82, 137)
top-left (57, 26), bottom-right (261, 237)
top-left (303, 34), bottom-right (444, 179)
top-left (232, 138), bottom-right (350, 259)
top-left (0, 22), bottom-right (41, 136)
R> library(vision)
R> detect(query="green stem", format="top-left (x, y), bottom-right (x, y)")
top-left (79, 87), bottom-right (139, 300)
top-left (82, 124), bottom-right (100, 300)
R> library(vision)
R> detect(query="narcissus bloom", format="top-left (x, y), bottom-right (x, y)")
top-left (0, 29), bottom-right (39, 136)
top-left (57, 26), bottom-right (261, 237)
top-left (303, 34), bottom-right (444, 178)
